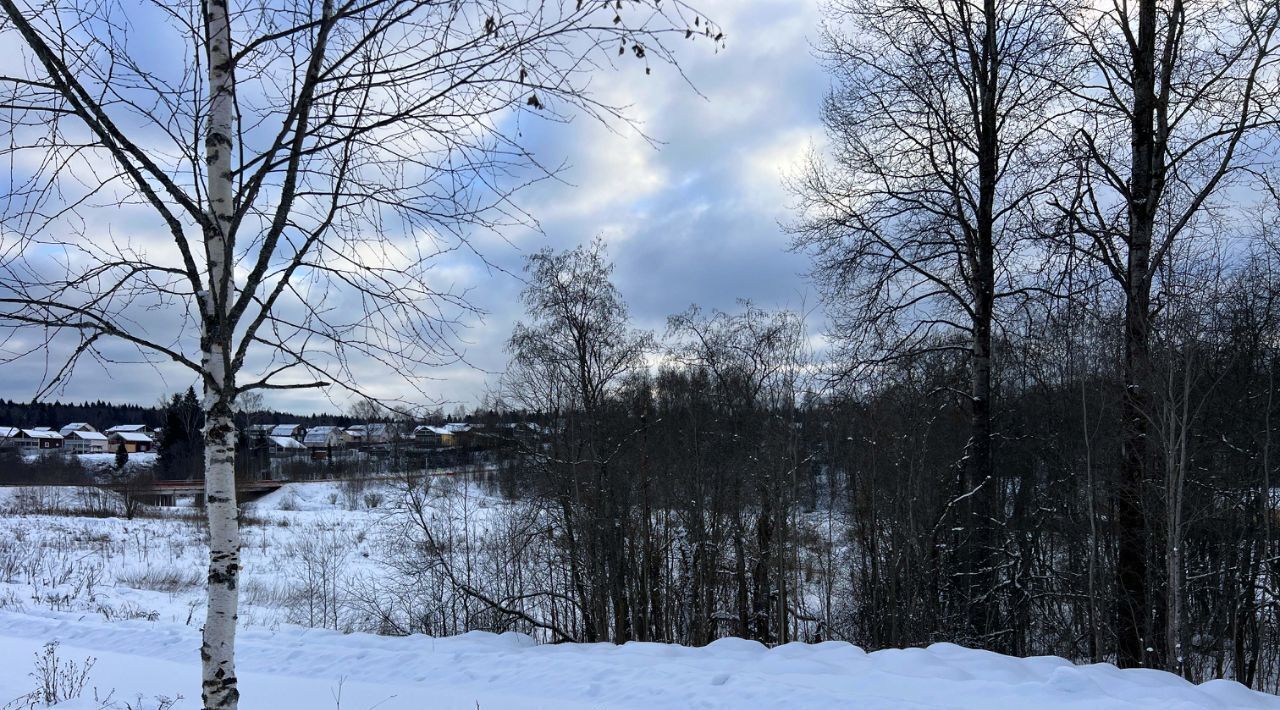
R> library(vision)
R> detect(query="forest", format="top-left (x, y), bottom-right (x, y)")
top-left (411, 235), bottom-right (1280, 692)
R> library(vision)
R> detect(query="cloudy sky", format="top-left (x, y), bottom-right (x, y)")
top-left (0, 0), bottom-right (829, 414)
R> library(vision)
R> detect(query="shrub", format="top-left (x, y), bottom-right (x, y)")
top-left (7, 641), bottom-right (96, 709)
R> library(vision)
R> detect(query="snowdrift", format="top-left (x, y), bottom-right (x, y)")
top-left (0, 610), bottom-right (1274, 709)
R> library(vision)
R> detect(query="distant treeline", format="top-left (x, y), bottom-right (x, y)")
top-left (0, 396), bottom-right (538, 432)
top-left (0, 397), bottom-right (365, 431)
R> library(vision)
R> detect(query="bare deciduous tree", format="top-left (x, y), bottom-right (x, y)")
top-left (790, 0), bottom-right (1074, 642)
top-left (1053, 0), bottom-right (1280, 668)
top-left (503, 237), bottom-right (652, 642)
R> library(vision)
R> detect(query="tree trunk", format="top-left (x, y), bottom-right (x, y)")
top-left (961, 0), bottom-right (999, 643)
top-left (1117, 0), bottom-right (1158, 670)
top-left (201, 360), bottom-right (240, 710)
top-left (201, 0), bottom-right (240, 704)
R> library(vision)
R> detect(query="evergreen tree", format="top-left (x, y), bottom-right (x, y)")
top-left (158, 387), bottom-right (204, 480)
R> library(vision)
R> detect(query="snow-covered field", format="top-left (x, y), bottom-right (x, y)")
top-left (1, 481), bottom-right (1277, 709)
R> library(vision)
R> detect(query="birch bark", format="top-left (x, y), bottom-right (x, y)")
top-left (200, 0), bottom-right (241, 705)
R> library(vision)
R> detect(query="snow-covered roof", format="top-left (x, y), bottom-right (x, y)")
top-left (0, 426), bottom-right (20, 438)
top-left (303, 426), bottom-right (346, 445)
top-left (59, 423), bottom-right (96, 435)
top-left (106, 424), bottom-right (149, 433)
top-left (24, 429), bottom-right (63, 440)
top-left (110, 432), bottom-right (154, 443)
top-left (413, 425), bottom-right (451, 436)
top-left (349, 423), bottom-right (395, 440)
top-left (443, 422), bottom-right (471, 433)
top-left (269, 436), bottom-right (306, 449)
top-left (270, 424), bottom-right (302, 437)
top-left (65, 430), bottom-right (108, 441)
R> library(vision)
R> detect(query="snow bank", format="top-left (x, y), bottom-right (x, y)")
top-left (0, 610), bottom-right (1274, 709)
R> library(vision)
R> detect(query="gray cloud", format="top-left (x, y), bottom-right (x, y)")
top-left (0, 0), bottom-right (827, 415)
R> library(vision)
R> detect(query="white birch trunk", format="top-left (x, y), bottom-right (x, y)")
top-left (201, 0), bottom-right (240, 705)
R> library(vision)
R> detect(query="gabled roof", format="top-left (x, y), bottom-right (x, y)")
top-left (269, 436), bottom-right (306, 449)
top-left (270, 424), bottom-right (302, 437)
top-left (110, 431), bottom-right (153, 443)
top-left (303, 425), bottom-right (346, 445)
top-left (65, 430), bottom-right (108, 441)
top-left (413, 425), bottom-right (451, 436)
top-left (59, 423), bottom-right (97, 435)
top-left (443, 422), bottom-right (471, 433)
top-left (0, 426), bottom-right (19, 438)
top-left (24, 428), bottom-right (63, 440)
top-left (106, 424), bottom-right (149, 433)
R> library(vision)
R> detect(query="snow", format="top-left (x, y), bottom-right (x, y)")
top-left (109, 432), bottom-right (153, 443)
top-left (78, 452), bottom-right (157, 466)
top-left (1, 481), bottom-right (1277, 709)
top-left (268, 435), bottom-right (305, 450)
top-left (0, 610), bottom-right (1274, 709)
top-left (104, 425), bottom-right (149, 434)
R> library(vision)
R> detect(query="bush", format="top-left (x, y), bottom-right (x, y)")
top-left (8, 641), bottom-right (96, 709)
top-left (115, 566), bottom-right (203, 593)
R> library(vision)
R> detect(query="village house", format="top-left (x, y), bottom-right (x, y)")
top-left (108, 430), bottom-right (155, 453)
top-left (412, 422), bottom-right (472, 448)
top-left (346, 423), bottom-right (400, 446)
top-left (267, 435), bottom-right (307, 456)
top-left (344, 424), bottom-right (369, 445)
top-left (411, 424), bottom-right (448, 448)
top-left (105, 424), bottom-right (153, 434)
top-left (59, 423), bottom-right (109, 454)
top-left (270, 423), bottom-right (306, 441)
top-left (0, 426), bottom-right (65, 451)
top-left (442, 422), bottom-right (472, 447)
top-left (246, 423), bottom-right (276, 440)
top-left (303, 425), bottom-right (349, 449)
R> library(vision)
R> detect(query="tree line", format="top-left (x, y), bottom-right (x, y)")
top-left (417, 231), bottom-right (1280, 691)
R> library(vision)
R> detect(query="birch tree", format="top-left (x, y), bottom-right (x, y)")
top-left (0, 1), bottom-right (720, 706)
top-left (503, 237), bottom-right (652, 642)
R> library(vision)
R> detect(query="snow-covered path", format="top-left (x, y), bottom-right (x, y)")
top-left (1, 610), bottom-right (1275, 709)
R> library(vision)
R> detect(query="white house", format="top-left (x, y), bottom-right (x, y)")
top-left (62, 429), bottom-right (109, 454)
